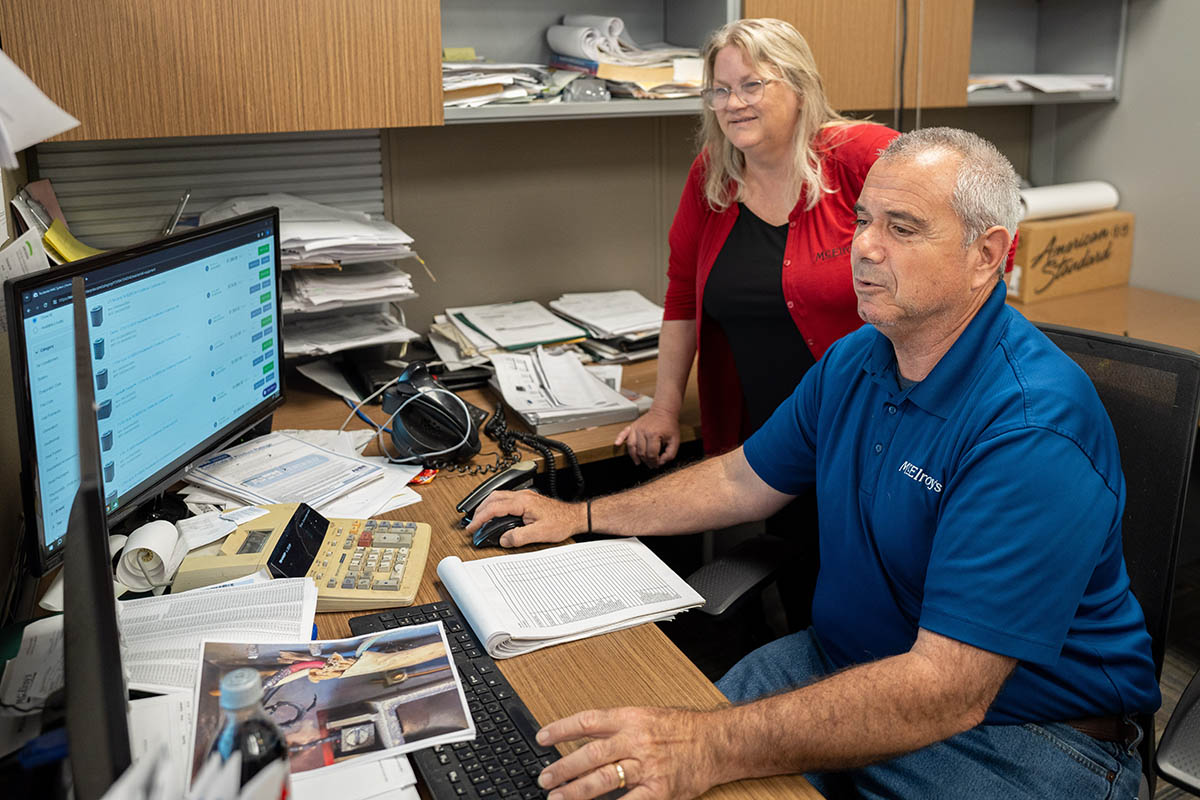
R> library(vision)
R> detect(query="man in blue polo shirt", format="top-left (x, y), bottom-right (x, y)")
top-left (469, 127), bottom-right (1160, 800)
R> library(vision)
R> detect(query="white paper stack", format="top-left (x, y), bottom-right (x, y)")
top-left (550, 290), bottom-right (663, 364)
top-left (283, 310), bottom-right (421, 357)
top-left (283, 261), bottom-right (416, 313)
top-left (549, 290), bottom-right (662, 337)
top-left (199, 193), bottom-right (418, 267)
top-left (442, 62), bottom-right (556, 108)
top-left (546, 14), bottom-right (699, 67)
top-left (447, 300), bottom-right (588, 351)
top-left (490, 346), bottom-right (637, 434)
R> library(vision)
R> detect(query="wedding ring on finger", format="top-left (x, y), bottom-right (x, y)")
top-left (614, 762), bottom-right (627, 790)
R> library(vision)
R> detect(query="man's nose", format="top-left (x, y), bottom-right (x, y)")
top-left (853, 224), bottom-right (883, 262)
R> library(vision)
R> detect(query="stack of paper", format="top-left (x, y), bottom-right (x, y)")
top-left (550, 290), bottom-right (663, 364)
top-left (0, 575), bottom-right (317, 769)
top-left (967, 73), bottom-right (1114, 94)
top-left (447, 300), bottom-right (588, 351)
top-left (181, 430), bottom-right (422, 518)
top-left (490, 346), bottom-right (637, 434)
top-left (546, 14), bottom-right (699, 67)
top-left (199, 193), bottom-right (418, 267)
top-left (283, 261), bottom-right (417, 313)
top-left (550, 290), bottom-right (662, 337)
top-left (283, 309), bottom-right (421, 357)
top-left (442, 62), bottom-right (557, 108)
top-left (437, 538), bottom-right (705, 658)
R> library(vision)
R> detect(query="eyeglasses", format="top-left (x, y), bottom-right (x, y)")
top-left (701, 79), bottom-right (775, 110)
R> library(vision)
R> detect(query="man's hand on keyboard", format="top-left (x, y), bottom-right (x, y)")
top-left (465, 490), bottom-right (584, 548)
top-left (533, 706), bottom-right (721, 800)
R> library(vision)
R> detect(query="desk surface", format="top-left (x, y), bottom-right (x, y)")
top-left (1008, 285), bottom-right (1200, 355)
top-left (273, 362), bottom-right (820, 800)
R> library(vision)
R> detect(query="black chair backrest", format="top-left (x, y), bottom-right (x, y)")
top-left (1038, 323), bottom-right (1200, 795)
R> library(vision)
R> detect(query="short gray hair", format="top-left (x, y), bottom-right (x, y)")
top-left (878, 127), bottom-right (1021, 247)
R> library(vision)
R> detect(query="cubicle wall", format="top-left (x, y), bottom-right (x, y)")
top-left (384, 106), bottom-right (1033, 331)
top-left (31, 130), bottom-right (388, 250)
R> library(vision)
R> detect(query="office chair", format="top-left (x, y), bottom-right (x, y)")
top-left (1036, 324), bottom-right (1200, 799)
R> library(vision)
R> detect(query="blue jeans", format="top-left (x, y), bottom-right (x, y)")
top-left (716, 629), bottom-right (1143, 799)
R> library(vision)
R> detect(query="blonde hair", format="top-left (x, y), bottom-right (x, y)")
top-left (699, 18), bottom-right (855, 212)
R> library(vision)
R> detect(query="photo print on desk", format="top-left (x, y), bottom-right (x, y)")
top-left (189, 623), bottom-right (475, 780)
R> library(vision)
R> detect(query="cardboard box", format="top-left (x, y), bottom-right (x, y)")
top-left (1008, 210), bottom-right (1134, 303)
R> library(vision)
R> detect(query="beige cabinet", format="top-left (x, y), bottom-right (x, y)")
top-left (0, 0), bottom-right (443, 140)
top-left (744, 0), bottom-right (972, 110)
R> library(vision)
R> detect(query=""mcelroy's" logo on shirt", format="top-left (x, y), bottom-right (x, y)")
top-left (898, 460), bottom-right (943, 493)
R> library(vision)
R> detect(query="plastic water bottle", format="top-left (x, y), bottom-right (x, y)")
top-left (207, 667), bottom-right (291, 795)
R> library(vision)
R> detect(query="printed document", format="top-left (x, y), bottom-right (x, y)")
top-left (549, 290), bottom-right (663, 338)
top-left (448, 301), bottom-right (586, 350)
top-left (0, 577), bottom-right (317, 714)
top-left (186, 431), bottom-right (385, 508)
top-left (437, 538), bottom-right (705, 658)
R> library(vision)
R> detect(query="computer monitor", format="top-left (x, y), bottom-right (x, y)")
top-left (5, 208), bottom-right (285, 576)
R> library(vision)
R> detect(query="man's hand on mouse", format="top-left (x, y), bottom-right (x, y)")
top-left (464, 490), bottom-right (583, 548)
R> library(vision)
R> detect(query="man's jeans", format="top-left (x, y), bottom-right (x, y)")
top-left (716, 629), bottom-right (1143, 799)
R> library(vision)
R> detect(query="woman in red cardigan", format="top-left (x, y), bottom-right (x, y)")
top-left (615, 18), bottom-right (897, 628)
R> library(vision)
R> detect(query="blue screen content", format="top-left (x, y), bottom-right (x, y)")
top-left (17, 218), bottom-right (281, 556)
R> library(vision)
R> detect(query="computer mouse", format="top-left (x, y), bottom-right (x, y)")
top-left (472, 514), bottom-right (525, 548)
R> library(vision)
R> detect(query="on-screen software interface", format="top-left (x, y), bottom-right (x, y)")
top-left (17, 215), bottom-right (281, 556)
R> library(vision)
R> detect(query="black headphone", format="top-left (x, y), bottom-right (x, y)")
top-left (381, 361), bottom-right (480, 467)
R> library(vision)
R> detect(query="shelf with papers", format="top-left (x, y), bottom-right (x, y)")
top-left (440, 0), bottom-right (731, 123)
top-left (966, 88), bottom-right (1118, 107)
top-left (444, 97), bottom-right (702, 123)
top-left (968, 0), bottom-right (1127, 107)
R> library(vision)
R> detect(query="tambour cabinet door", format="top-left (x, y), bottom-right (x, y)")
top-left (0, 0), bottom-right (443, 140)
top-left (743, 0), bottom-right (972, 110)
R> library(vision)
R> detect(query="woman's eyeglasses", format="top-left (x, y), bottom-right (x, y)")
top-left (700, 79), bottom-right (775, 110)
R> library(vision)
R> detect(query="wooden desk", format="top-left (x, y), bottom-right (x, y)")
top-left (1009, 285), bottom-right (1200, 355)
top-left (273, 363), bottom-right (820, 800)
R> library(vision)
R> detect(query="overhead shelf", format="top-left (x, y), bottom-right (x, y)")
top-left (444, 98), bottom-right (702, 124)
top-left (966, 88), bottom-right (1118, 107)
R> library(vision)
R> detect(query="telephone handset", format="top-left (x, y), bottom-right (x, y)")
top-left (457, 460), bottom-right (537, 526)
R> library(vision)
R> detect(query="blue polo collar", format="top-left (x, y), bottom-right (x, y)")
top-left (863, 281), bottom-right (1012, 418)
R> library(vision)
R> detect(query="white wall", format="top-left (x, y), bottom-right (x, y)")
top-left (1052, 0), bottom-right (1200, 299)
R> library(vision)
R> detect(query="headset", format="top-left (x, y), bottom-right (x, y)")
top-left (379, 361), bottom-right (481, 467)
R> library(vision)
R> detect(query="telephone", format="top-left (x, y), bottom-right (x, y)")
top-left (173, 503), bottom-right (431, 611)
top-left (456, 460), bottom-right (537, 527)
top-left (448, 404), bottom-right (585, 501)
top-left (381, 361), bottom-right (482, 466)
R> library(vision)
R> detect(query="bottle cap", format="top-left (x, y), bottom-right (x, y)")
top-left (218, 667), bottom-right (264, 710)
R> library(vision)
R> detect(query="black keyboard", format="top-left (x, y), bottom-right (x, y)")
top-left (349, 600), bottom-right (560, 799)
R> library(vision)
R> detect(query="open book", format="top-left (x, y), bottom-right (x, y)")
top-left (436, 538), bottom-right (705, 659)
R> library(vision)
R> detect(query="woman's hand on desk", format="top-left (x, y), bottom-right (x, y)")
top-left (465, 490), bottom-right (582, 548)
top-left (615, 407), bottom-right (681, 468)
top-left (535, 706), bottom-right (720, 800)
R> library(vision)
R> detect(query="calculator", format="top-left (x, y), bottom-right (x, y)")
top-left (173, 503), bottom-right (432, 611)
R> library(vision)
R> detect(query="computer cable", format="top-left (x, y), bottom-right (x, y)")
top-left (342, 397), bottom-right (393, 435)
top-left (338, 376), bottom-right (402, 435)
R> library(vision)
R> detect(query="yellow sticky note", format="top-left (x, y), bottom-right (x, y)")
top-left (43, 219), bottom-right (103, 262)
top-left (442, 46), bottom-right (477, 62)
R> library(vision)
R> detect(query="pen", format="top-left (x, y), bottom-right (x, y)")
top-left (162, 189), bottom-right (191, 236)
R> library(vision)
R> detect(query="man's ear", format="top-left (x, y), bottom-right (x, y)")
top-left (972, 225), bottom-right (1012, 287)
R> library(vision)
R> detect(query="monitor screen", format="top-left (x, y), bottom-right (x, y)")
top-left (5, 209), bottom-right (285, 575)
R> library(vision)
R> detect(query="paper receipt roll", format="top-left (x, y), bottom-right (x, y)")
top-left (1019, 181), bottom-right (1119, 221)
top-left (115, 519), bottom-right (188, 591)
